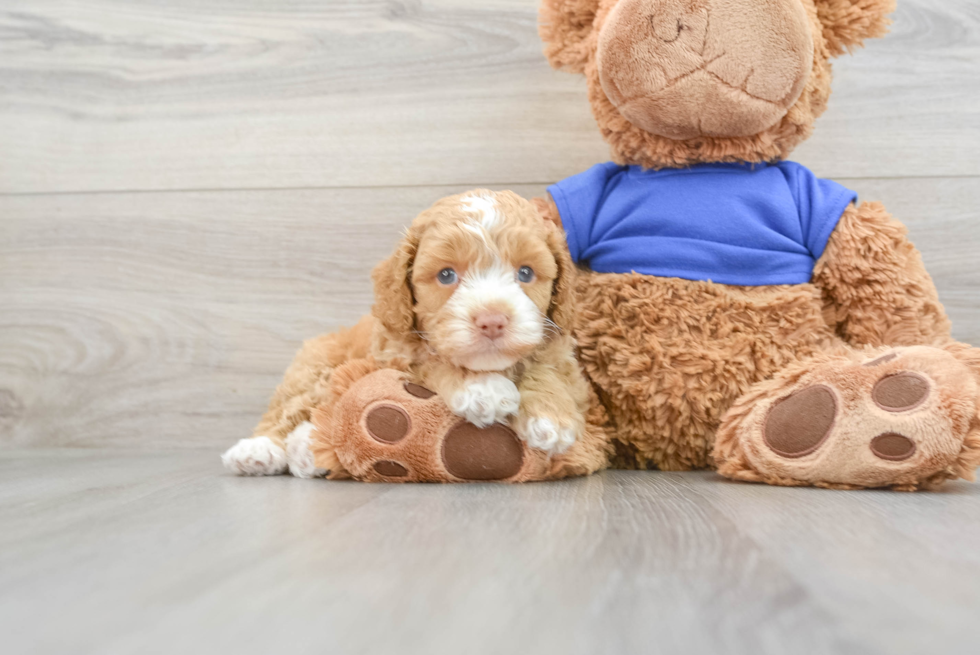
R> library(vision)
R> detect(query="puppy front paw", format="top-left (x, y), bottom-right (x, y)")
top-left (221, 436), bottom-right (288, 476)
top-left (285, 421), bottom-right (328, 479)
top-left (519, 417), bottom-right (579, 455)
top-left (449, 374), bottom-right (520, 427)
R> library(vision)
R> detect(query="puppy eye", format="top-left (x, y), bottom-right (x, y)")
top-left (517, 266), bottom-right (535, 283)
top-left (437, 268), bottom-right (458, 285)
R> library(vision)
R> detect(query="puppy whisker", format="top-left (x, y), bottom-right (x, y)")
top-left (543, 317), bottom-right (563, 335)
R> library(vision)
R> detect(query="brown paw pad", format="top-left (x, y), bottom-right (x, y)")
top-left (404, 382), bottom-right (436, 399)
top-left (872, 373), bottom-right (930, 412)
top-left (764, 385), bottom-right (837, 458)
top-left (442, 422), bottom-right (524, 481)
top-left (870, 433), bottom-right (916, 462)
top-left (373, 460), bottom-right (409, 477)
top-left (365, 404), bottom-right (410, 443)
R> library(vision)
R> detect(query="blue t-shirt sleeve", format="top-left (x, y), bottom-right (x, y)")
top-left (547, 162), bottom-right (624, 263)
top-left (780, 162), bottom-right (858, 260)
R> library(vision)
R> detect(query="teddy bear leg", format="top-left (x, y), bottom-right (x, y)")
top-left (310, 367), bottom-right (607, 483)
top-left (714, 345), bottom-right (980, 491)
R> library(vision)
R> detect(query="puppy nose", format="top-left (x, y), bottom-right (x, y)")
top-left (474, 312), bottom-right (509, 339)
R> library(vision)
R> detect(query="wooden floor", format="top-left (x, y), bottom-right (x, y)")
top-left (4, 450), bottom-right (980, 655)
top-left (2, 1), bottom-right (980, 652)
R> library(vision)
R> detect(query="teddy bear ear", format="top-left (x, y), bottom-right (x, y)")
top-left (539, 0), bottom-right (602, 73)
top-left (813, 0), bottom-right (897, 56)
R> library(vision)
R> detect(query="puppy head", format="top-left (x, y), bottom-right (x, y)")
top-left (372, 190), bottom-right (575, 372)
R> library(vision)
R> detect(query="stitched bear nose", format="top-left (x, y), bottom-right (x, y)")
top-left (474, 312), bottom-right (509, 339)
top-left (649, 15), bottom-right (679, 43)
top-left (645, 0), bottom-right (705, 44)
top-left (649, 12), bottom-right (692, 44)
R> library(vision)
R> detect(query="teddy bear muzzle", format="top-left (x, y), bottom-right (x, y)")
top-left (596, 0), bottom-right (814, 139)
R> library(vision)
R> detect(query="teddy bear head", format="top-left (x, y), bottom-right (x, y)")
top-left (540, 0), bottom-right (895, 168)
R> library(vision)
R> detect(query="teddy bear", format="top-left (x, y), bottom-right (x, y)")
top-left (224, 0), bottom-right (980, 491)
top-left (530, 0), bottom-right (980, 490)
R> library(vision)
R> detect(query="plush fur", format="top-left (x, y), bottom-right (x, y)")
top-left (535, 0), bottom-right (980, 490)
top-left (309, 362), bottom-right (611, 483)
top-left (714, 345), bottom-right (980, 491)
top-left (539, 0), bottom-right (896, 168)
top-left (594, 0), bottom-right (816, 140)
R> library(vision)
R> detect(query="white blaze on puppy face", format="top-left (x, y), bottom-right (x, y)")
top-left (458, 194), bottom-right (500, 251)
top-left (461, 194), bottom-right (500, 232)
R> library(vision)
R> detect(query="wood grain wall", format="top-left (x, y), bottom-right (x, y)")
top-left (1, 0), bottom-right (978, 449)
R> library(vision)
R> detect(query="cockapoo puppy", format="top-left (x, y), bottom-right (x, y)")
top-left (222, 190), bottom-right (589, 477)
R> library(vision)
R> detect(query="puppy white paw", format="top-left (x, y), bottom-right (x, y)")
top-left (221, 436), bottom-right (288, 476)
top-left (449, 374), bottom-right (521, 427)
top-left (520, 417), bottom-right (578, 455)
top-left (285, 421), bottom-right (328, 479)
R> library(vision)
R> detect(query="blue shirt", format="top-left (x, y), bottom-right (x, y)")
top-left (547, 161), bottom-right (857, 286)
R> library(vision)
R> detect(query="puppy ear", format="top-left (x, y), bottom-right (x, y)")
top-left (532, 194), bottom-right (563, 229)
top-left (539, 0), bottom-right (601, 74)
top-left (544, 221), bottom-right (577, 335)
top-left (813, 0), bottom-right (896, 57)
top-left (371, 226), bottom-right (421, 341)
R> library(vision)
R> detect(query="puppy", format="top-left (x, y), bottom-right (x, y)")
top-left (222, 190), bottom-right (589, 477)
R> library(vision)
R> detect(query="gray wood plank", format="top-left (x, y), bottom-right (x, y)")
top-left (2, 451), bottom-right (978, 655)
top-left (1, 178), bottom-right (978, 450)
top-left (677, 475), bottom-right (980, 653)
top-left (0, 0), bottom-right (977, 195)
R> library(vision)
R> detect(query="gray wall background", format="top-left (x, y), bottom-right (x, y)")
top-left (1, 0), bottom-right (978, 450)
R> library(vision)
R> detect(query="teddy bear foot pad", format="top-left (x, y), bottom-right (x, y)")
top-left (717, 346), bottom-right (980, 490)
top-left (313, 368), bottom-right (575, 483)
top-left (365, 401), bottom-right (525, 481)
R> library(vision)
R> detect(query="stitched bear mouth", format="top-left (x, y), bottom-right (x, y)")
top-left (611, 68), bottom-right (792, 139)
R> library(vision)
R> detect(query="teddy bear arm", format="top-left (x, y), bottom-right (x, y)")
top-left (812, 201), bottom-right (952, 349)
